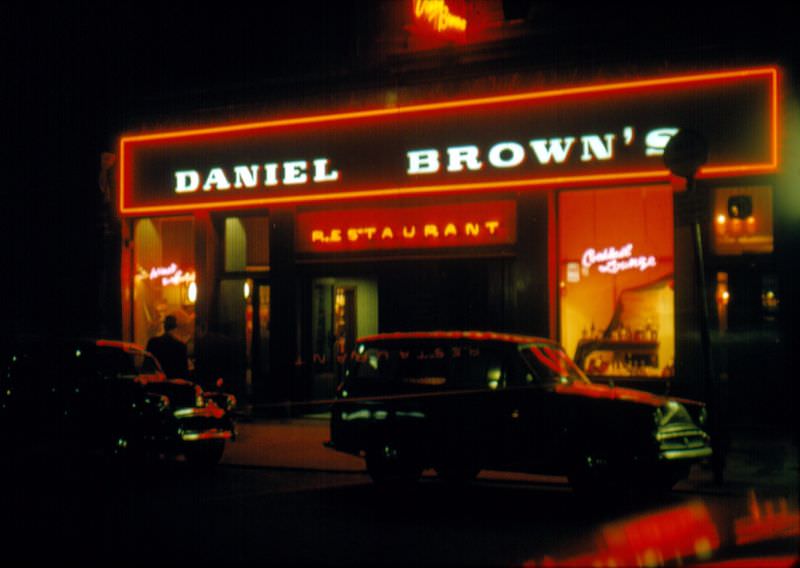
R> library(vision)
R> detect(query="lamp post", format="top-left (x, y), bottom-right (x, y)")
top-left (663, 129), bottom-right (725, 483)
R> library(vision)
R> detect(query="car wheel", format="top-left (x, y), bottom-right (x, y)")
top-left (184, 439), bottom-right (225, 469)
top-left (653, 463), bottom-right (691, 492)
top-left (365, 444), bottom-right (422, 486)
top-left (568, 453), bottom-right (616, 495)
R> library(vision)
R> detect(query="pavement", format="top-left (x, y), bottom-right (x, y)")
top-left (221, 413), bottom-right (799, 497)
top-left (222, 415), bottom-right (364, 473)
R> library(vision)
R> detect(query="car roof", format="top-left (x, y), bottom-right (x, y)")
top-left (94, 339), bottom-right (149, 353)
top-left (356, 331), bottom-right (559, 346)
top-left (5, 336), bottom-right (148, 354)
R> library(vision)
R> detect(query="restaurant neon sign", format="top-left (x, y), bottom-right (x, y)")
top-left (119, 67), bottom-right (778, 216)
top-left (297, 200), bottom-right (516, 253)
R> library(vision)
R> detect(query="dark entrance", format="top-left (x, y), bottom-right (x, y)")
top-left (378, 258), bottom-right (504, 332)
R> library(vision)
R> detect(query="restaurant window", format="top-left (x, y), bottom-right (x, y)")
top-left (132, 217), bottom-right (196, 349)
top-left (558, 187), bottom-right (675, 379)
top-left (711, 187), bottom-right (773, 255)
top-left (224, 216), bottom-right (269, 272)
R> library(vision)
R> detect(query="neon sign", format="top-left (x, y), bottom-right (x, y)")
top-left (413, 0), bottom-right (467, 33)
top-left (147, 263), bottom-right (196, 287)
top-left (581, 243), bottom-right (657, 275)
top-left (296, 200), bottom-right (516, 253)
top-left (174, 158), bottom-right (339, 193)
top-left (119, 67), bottom-right (778, 216)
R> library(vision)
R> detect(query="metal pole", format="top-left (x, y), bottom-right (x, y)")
top-left (688, 175), bottom-right (723, 483)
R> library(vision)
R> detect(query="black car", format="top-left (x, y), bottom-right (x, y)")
top-left (327, 331), bottom-right (712, 492)
top-left (0, 338), bottom-right (236, 467)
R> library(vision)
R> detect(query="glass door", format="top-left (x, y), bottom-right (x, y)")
top-left (311, 277), bottom-right (377, 400)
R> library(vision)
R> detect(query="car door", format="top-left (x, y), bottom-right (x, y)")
top-left (498, 347), bottom-right (565, 473)
top-left (421, 341), bottom-right (505, 468)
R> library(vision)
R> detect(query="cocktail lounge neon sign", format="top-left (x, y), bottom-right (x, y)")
top-left (581, 243), bottom-right (657, 275)
top-left (147, 263), bottom-right (196, 286)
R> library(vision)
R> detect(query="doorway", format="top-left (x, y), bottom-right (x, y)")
top-left (310, 277), bottom-right (378, 400)
top-left (217, 278), bottom-right (270, 404)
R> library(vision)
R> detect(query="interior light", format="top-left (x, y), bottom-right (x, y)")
top-left (727, 195), bottom-right (753, 219)
top-left (716, 214), bottom-right (726, 225)
top-left (243, 281), bottom-right (251, 300)
top-left (722, 291), bottom-right (730, 304)
top-left (187, 281), bottom-right (198, 304)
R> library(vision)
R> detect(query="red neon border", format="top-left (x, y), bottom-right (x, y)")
top-left (119, 66), bottom-right (779, 216)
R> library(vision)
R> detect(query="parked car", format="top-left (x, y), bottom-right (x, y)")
top-left (326, 331), bottom-right (712, 492)
top-left (0, 337), bottom-right (236, 467)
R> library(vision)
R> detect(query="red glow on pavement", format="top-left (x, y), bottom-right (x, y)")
top-left (735, 491), bottom-right (800, 547)
top-left (531, 501), bottom-right (720, 567)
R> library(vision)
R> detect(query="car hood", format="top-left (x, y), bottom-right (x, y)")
top-left (554, 381), bottom-right (667, 407)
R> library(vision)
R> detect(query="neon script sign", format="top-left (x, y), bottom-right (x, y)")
top-left (296, 201), bottom-right (516, 253)
top-left (147, 263), bottom-right (196, 287)
top-left (413, 0), bottom-right (467, 33)
top-left (582, 243), bottom-right (657, 275)
top-left (119, 67), bottom-right (778, 216)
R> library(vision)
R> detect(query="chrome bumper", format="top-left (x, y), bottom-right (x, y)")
top-left (173, 406), bottom-right (226, 419)
top-left (657, 425), bottom-right (712, 461)
top-left (180, 428), bottom-right (234, 442)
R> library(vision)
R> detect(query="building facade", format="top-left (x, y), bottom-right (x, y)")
top-left (109, 3), bottom-right (796, 429)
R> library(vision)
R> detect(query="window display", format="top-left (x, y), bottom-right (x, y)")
top-left (711, 187), bottom-right (773, 255)
top-left (132, 218), bottom-right (196, 351)
top-left (559, 187), bottom-right (675, 379)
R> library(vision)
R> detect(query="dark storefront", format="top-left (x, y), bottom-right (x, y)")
top-left (116, 65), bottom-right (784, 421)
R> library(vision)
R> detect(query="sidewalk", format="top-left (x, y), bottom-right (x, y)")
top-left (221, 416), bottom-right (364, 473)
top-left (691, 427), bottom-right (799, 495)
top-left (221, 414), bottom-right (799, 495)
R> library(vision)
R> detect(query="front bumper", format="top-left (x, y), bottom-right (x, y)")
top-left (657, 425), bottom-right (712, 461)
top-left (172, 406), bottom-right (235, 445)
top-left (180, 428), bottom-right (234, 442)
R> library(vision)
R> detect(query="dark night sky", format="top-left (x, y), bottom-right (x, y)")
top-left (3, 2), bottom-right (369, 335)
top-left (2, 1), bottom-right (796, 336)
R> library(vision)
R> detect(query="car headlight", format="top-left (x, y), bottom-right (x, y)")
top-left (225, 394), bottom-right (237, 412)
top-left (653, 407), bottom-right (664, 427)
top-left (655, 400), bottom-right (693, 427)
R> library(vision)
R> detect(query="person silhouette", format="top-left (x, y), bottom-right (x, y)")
top-left (145, 314), bottom-right (189, 379)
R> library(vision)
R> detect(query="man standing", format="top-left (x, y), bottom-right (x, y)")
top-left (146, 314), bottom-right (189, 379)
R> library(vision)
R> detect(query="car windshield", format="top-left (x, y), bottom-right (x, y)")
top-left (520, 342), bottom-right (591, 385)
top-left (95, 346), bottom-right (162, 379)
top-left (348, 340), bottom-right (509, 391)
